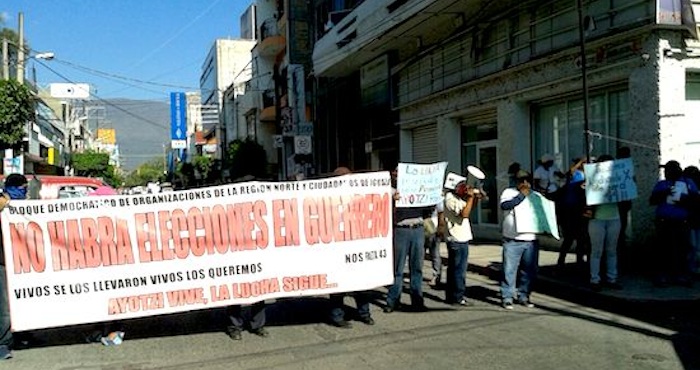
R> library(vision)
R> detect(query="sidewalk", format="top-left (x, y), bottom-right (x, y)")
top-left (460, 241), bottom-right (700, 303)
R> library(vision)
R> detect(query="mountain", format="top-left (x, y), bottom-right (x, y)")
top-left (100, 99), bottom-right (170, 171)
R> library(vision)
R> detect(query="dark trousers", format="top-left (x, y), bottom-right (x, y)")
top-left (558, 210), bottom-right (588, 266)
top-left (330, 292), bottom-right (371, 323)
top-left (445, 241), bottom-right (469, 303)
top-left (656, 219), bottom-right (690, 281)
top-left (0, 266), bottom-right (12, 348)
top-left (227, 301), bottom-right (266, 331)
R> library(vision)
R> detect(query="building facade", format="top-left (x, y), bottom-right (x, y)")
top-left (313, 0), bottom-right (700, 246)
top-left (199, 38), bottom-right (256, 160)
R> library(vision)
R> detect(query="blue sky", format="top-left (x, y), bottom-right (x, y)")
top-left (2, 0), bottom-right (253, 101)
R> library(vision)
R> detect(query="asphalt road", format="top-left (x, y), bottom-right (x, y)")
top-left (6, 269), bottom-right (699, 370)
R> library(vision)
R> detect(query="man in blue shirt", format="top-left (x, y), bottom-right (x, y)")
top-left (650, 160), bottom-right (698, 286)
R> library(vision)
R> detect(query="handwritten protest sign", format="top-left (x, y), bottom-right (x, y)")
top-left (514, 192), bottom-right (560, 239)
top-left (396, 162), bottom-right (447, 207)
top-left (1, 172), bottom-right (393, 331)
top-left (584, 158), bottom-right (637, 206)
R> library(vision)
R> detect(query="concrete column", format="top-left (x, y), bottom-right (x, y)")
top-left (399, 128), bottom-right (412, 162)
top-left (626, 32), bottom-right (664, 246)
top-left (437, 116), bottom-right (460, 174)
top-left (497, 99), bottom-right (531, 178)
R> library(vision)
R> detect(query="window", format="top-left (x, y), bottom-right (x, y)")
top-left (533, 90), bottom-right (629, 169)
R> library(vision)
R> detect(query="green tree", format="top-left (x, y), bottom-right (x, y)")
top-left (192, 155), bottom-right (213, 181)
top-left (71, 150), bottom-right (122, 187)
top-left (123, 158), bottom-right (165, 187)
top-left (0, 79), bottom-right (34, 149)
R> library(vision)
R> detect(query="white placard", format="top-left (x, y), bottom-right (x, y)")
top-left (514, 192), bottom-right (560, 239)
top-left (584, 158), bottom-right (638, 206)
top-left (396, 162), bottom-right (447, 207)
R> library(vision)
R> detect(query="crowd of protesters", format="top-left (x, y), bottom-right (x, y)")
top-left (0, 150), bottom-right (698, 360)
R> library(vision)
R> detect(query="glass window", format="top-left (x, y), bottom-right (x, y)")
top-left (534, 90), bottom-right (628, 168)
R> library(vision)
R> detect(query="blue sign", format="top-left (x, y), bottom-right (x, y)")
top-left (170, 92), bottom-right (187, 148)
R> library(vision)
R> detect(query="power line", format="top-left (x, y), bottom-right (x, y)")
top-left (51, 58), bottom-right (200, 90)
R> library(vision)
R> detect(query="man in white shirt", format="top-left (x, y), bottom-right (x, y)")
top-left (499, 170), bottom-right (539, 310)
top-left (533, 154), bottom-right (564, 197)
top-left (443, 181), bottom-right (479, 306)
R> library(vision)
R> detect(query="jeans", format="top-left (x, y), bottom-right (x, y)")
top-left (588, 219), bottom-right (620, 284)
top-left (501, 239), bottom-right (538, 302)
top-left (0, 266), bottom-right (11, 348)
top-left (386, 226), bottom-right (425, 308)
top-left (445, 241), bottom-right (469, 303)
top-left (426, 234), bottom-right (442, 281)
top-left (330, 292), bottom-right (371, 322)
top-left (227, 301), bottom-right (266, 331)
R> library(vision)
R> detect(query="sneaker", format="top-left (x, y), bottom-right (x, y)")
top-left (0, 345), bottom-right (12, 360)
top-left (227, 328), bottom-right (242, 341)
top-left (331, 319), bottom-right (353, 329)
top-left (455, 298), bottom-right (474, 307)
top-left (429, 277), bottom-right (438, 287)
top-left (250, 327), bottom-right (269, 337)
top-left (517, 299), bottom-right (535, 308)
top-left (502, 301), bottom-right (514, 310)
top-left (358, 316), bottom-right (375, 326)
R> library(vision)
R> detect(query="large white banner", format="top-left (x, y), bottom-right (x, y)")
top-left (584, 158), bottom-right (638, 206)
top-left (1, 172), bottom-right (393, 331)
top-left (396, 162), bottom-right (447, 207)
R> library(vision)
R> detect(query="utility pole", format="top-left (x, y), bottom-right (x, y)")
top-left (2, 38), bottom-right (8, 79)
top-left (17, 12), bottom-right (24, 83)
top-left (577, 0), bottom-right (591, 163)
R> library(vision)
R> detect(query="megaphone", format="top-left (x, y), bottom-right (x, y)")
top-left (466, 165), bottom-right (487, 197)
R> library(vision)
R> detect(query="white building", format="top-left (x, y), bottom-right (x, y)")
top-left (200, 38), bottom-right (256, 159)
top-left (312, 0), bottom-right (700, 248)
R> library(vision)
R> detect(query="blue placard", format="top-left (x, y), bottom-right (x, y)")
top-left (170, 92), bottom-right (187, 141)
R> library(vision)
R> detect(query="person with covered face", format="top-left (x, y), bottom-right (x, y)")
top-left (650, 160), bottom-right (698, 286)
top-left (0, 174), bottom-right (29, 359)
top-left (443, 180), bottom-right (480, 306)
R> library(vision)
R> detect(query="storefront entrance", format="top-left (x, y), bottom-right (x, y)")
top-left (462, 122), bottom-right (498, 225)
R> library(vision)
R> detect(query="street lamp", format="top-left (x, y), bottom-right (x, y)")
top-left (33, 52), bottom-right (55, 61)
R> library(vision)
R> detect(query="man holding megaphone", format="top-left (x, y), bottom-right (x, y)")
top-left (443, 179), bottom-right (483, 306)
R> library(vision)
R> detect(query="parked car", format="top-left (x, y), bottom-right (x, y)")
top-left (0, 175), bottom-right (112, 200)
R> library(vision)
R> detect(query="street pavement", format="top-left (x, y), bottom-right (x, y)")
top-left (467, 240), bottom-right (700, 303)
top-left (4, 240), bottom-right (700, 369)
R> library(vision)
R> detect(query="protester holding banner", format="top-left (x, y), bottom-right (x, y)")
top-left (226, 174), bottom-right (269, 340)
top-left (328, 167), bottom-right (375, 328)
top-left (499, 170), bottom-right (539, 310)
top-left (385, 166), bottom-right (433, 313)
top-left (587, 155), bottom-right (623, 292)
top-left (650, 160), bottom-right (698, 287)
top-left (443, 181), bottom-right (479, 306)
top-left (0, 174), bottom-right (29, 360)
